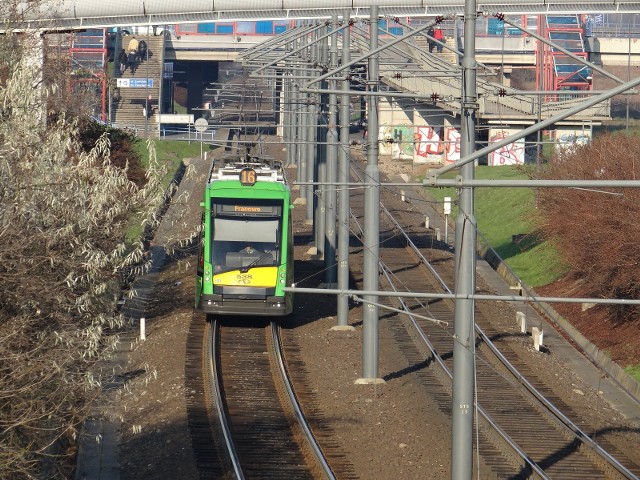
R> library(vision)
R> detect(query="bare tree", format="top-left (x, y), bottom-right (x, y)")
top-left (0, 26), bottom-right (168, 479)
top-left (536, 135), bottom-right (640, 323)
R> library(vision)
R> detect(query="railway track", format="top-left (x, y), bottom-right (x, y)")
top-left (181, 139), bottom-right (638, 478)
top-left (186, 311), bottom-right (337, 479)
top-left (347, 156), bottom-right (640, 479)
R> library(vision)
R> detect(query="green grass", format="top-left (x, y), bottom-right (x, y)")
top-left (133, 138), bottom-right (205, 175)
top-left (422, 165), bottom-right (569, 287)
top-left (125, 139), bottom-right (213, 243)
top-left (593, 120), bottom-right (640, 136)
top-left (172, 103), bottom-right (188, 114)
top-left (624, 363), bottom-right (640, 383)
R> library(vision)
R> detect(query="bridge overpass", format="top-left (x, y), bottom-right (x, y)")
top-left (112, 18), bottom-right (620, 157)
top-left (49, 4), bottom-right (639, 160)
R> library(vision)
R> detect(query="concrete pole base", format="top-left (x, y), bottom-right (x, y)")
top-left (354, 378), bottom-right (386, 385)
top-left (330, 325), bottom-right (355, 332)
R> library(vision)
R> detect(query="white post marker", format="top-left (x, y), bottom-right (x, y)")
top-left (425, 216), bottom-right (430, 229)
top-left (516, 311), bottom-right (527, 333)
top-left (443, 196), bottom-right (452, 244)
top-left (532, 326), bottom-right (543, 351)
top-left (140, 317), bottom-right (146, 341)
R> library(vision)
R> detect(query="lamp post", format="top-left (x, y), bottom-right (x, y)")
top-left (627, 17), bottom-right (635, 130)
top-left (144, 27), bottom-right (150, 138)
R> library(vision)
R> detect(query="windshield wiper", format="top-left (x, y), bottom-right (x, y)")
top-left (241, 252), bottom-right (274, 272)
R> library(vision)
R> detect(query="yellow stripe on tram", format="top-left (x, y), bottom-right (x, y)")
top-left (213, 267), bottom-right (278, 287)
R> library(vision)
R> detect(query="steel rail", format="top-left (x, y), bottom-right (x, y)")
top-left (347, 162), bottom-right (549, 478)
top-left (270, 323), bottom-right (336, 480)
top-left (209, 319), bottom-right (245, 480)
top-left (377, 184), bottom-right (640, 479)
top-left (351, 160), bottom-right (638, 478)
top-left (378, 243), bottom-right (551, 480)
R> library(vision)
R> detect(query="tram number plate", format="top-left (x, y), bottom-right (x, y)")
top-left (240, 168), bottom-right (257, 186)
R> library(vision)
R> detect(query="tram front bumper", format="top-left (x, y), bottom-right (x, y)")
top-left (200, 293), bottom-right (289, 316)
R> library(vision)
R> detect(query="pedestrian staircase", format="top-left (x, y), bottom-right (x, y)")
top-left (544, 15), bottom-right (592, 93)
top-left (111, 34), bottom-right (165, 138)
top-left (412, 35), bottom-right (459, 65)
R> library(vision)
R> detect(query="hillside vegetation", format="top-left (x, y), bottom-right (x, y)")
top-left (424, 133), bottom-right (640, 374)
top-left (425, 165), bottom-right (569, 287)
top-left (536, 134), bottom-right (640, 324)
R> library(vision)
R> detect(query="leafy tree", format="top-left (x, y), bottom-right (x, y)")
top-left (536, 135), bottom-right (640, 323)
top-left (0, 29), bottom-right (168, 478)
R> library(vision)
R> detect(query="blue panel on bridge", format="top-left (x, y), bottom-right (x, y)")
top-left (129, 79), bottom-right (154, 88)
top-left (547, 15), bottom-right (580, 27)
top-left (197, 23), bottom-right (215, 34)
top-left (256, 21), bottom-right (274, 34)
top-left (216, 25), bottom-right (233, 34)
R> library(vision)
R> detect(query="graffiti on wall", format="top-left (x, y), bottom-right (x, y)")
top-left (392, 125), bottom-right (415, 159)
top-left (555, 128), bottom-right (591, 152)
top-left (444, 127), bottom-right (461, 164)
top-left (488, 129), bottom-right (525, 166)
top-left (414, 126), bottom-right (443, 158)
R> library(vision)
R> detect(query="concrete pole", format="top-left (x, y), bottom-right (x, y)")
top-left (292, 31), bottom-right (302, 176)
top-left (357, 6), bottom-right (383, 384)
top-left (292, 35), bottom-right (302, 172)
top-left (324, 14), bottom-right (339, 285)
top-left (284, 73), bottom-right (294, 167)
top-left (298, 29), bottom-right (309, 199)
top-left (451, 3), bottom-right (478, 479)
top-left (305, 26), bottom-right (318, 225)
top-left (144, 28), bottom-right (150, 138)
top-left (336, 9), bottom-right (353, 329)
top-left (314, 25), bottom-right (329, 258)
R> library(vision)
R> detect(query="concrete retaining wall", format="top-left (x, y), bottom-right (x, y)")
top-left (477, 242), bottom-right (640, 402)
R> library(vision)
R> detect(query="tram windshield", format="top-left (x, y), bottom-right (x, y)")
top-left (210, 200), bottom-right (282, 272)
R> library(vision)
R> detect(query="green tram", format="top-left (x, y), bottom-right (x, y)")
top-left (196, 154), bottom-right (294, 316)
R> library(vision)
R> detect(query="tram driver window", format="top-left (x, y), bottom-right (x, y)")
top-left (212, 217), bottom-right (280, 269)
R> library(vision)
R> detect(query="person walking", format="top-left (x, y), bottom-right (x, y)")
top-left (127, 36), bottom-right (139, 74)
top-left (117, 48), bottom-right (127, 74)
top-left (433, 27), bottom-right (445, 53)
top-left (143, 94), bottom-right (153, 118)
top-left (427, 26), bottom-right (436, 53)
top-left (138, 39), bottom-right (148, 62)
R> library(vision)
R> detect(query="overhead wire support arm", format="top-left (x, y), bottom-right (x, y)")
top-left (300, 86), bottom-right (457, 101)
top-left (249, 22), bottom-right (346, 77)
top-left (282, 286), bottom-right (640, 307)
top-left (240, 23), bottom-right (316, 64)
top-left (241, 24), bottom-right (320, 69)
top-left (303, 15), bottom-right (455, 90)
top-left (387, 13), bottom-right (497, 74)
top-left (428, 74), bottom-right (640, 181)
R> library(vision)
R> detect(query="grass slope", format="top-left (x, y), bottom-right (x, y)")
top-left (423, 165), bottom-right (569, 287)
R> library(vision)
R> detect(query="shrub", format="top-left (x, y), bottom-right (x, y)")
top-left (536, 134), bottom-right (640, 323)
